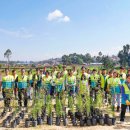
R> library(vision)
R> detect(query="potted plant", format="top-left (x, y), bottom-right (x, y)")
top-left (46, 95), bottom-right (53, 125)
top-left (55, 97), bottom-right (63, 126)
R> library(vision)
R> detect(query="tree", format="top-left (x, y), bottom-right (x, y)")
top-left (102, 55), bottom-right (115, 69)
top-left (4, 49), bottom-right (12, 68)
top-left (118, 44), bottom-right (130, 67)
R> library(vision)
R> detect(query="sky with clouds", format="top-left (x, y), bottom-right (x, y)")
top-left (0, 0), bottom-right (130, 61)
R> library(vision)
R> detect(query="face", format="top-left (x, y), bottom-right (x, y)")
top-left (21, 69), bottom-right (25, 75)
top-left (70, 71), bottom-right (73, 76)
top-left (5, 69), bottom-right (9, 75)
top-left (113, 72), bottom-right (117, 78)
top-left (102, 70), bottom-right (106, 75)
top-left (109, 72), bottom-right (113, 77)
top-left (127, 76), bottom-right (130, 83)
top-left (12, 71), bottom-right (16, 75)
top-left (36, 70), bottom-right (40, 75)
top-left (57, 73), bottom-right (60, 78)
top-left (93, 71), bottom-right (96, 75)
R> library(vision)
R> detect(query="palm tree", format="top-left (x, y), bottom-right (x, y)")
top-left (4, 49), bottom-right (12, 68)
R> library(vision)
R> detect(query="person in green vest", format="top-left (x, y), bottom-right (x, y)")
top-left (120, 74), bottom-right (130, 123)
top-left (33, 68), bottom-right (43, 97)
top-left (27, 70), bottom-right (33, 99)
top-left (54, 72), bottom-right (64, 97)
top-left (66, 70), bottom-right (76, 96)
top-left (63, 65), bottom-right (68, 91)
top-left (89, 69), bottom-right (100, 100)
top-left (42, 71), bottom-right (52, 95)
top-left (119, 67), bottom-right (126, 85)
top-left (79, 74), bottom-right (89, 96)
top-left (107, 71), bottom-right (121, 112)
top-left (17, 68), bottom-right (28, 108)
top-left (12, 69), bottom-right (18, 99)
top-left (100, 69), bottom-right (109, 103)
top-left (0, 68), bottom-right (14, 111)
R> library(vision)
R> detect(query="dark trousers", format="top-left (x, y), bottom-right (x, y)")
top-left (2, 88), bottom-right (13, 108)
top-left (18, 88), bottom-right (28, 107)
top-left (120, 104), bottom-right (127, 121)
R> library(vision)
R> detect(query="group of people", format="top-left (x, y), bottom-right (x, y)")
top-left (0, 66), bottom-right (130, 123)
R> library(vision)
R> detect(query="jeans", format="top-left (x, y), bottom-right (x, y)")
top-left (112, 93), bottom-right (121, 106)
top-left (18, 88), bottom-right (28, 107)
top-left (120, 104), bottom-right (127, 121)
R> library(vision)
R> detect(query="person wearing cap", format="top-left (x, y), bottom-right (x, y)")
top-left (17, 68), bottom-right (28, 109)
top-left (0, 68), bottom-right (14, 111)
top-left (107, 71), bottom-right (121, 112)
top-left (89, 69), bottom-right (100, 100)
top-left (119, 67), bottom-right (126, 85)
top-left (120, 74), bottom-right (130, 123)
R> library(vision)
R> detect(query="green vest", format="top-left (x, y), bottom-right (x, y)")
top-left (123, 84), bottom-right (130, 100)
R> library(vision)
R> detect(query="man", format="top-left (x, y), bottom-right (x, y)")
top-left (1, 68), bottom-right (14, 111)
top-left (17, 68), bottom-right (28, 109)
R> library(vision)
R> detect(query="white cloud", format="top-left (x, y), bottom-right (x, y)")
top-left (47, 9), bottom-right (70, 22)
top-left (0, 28), bottom-right (33, 39)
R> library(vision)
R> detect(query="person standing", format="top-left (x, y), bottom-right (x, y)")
top-left (17, 68), bottom-right (28, 109)
top-left (1, 68), bottom-right (14, 111)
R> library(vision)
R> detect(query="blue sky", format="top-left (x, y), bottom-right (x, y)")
top-left (0, 0), bottom-right (130, 61)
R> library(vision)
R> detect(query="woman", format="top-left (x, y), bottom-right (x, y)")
top-left (79, 74), bottom-right (89, 96)
top-left (107, 71), bottom-right (121, 112)
top-left (43, 71), bottom-right (52, 95)
top-left (54, 72), bottom-right (64, 97)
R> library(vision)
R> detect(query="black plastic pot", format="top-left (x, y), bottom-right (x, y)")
top-left (1, 111), bottom-right (6, 117)
top-left (107, 118), bottom-right (112, 126)
top-left (72, 115), bottom-right (77, 126)
top-left (63, 115), bottom-right (68, 126)
top-left (15, 117), bottom-right (20, 125)
top-left (104, 114), bottom-right (109, 124)
top-left (3, 119), bottom-right (8, 127)
top-left (112, 117), bottom-right (116, 125)
top-left (86, 117), bottom-right (92, 126)
top-left (80, 118), bottom-right (84, 126)
top-left (11, 120), bottom-right (17, 128)
top-left (92, 117), bottom-right (97, 126)
top-left (75, 111), bottom-right (82, 120)
top-left (7, 116), bottom-right (12, 123)
top-left (99, 118), bottom-right (105, 126)
top-left (37, 117), bottom-right (43, 125)
top-left (25, 119), bottom-right (30, 128)
top-left (56, 116), bottom-right (61, 126)
top-left (32, 120), bottom-right (37, 127)
top-left (47, 116), bottom-right (53, 125)
top-left (19, 112), bottom-right (24, 119)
